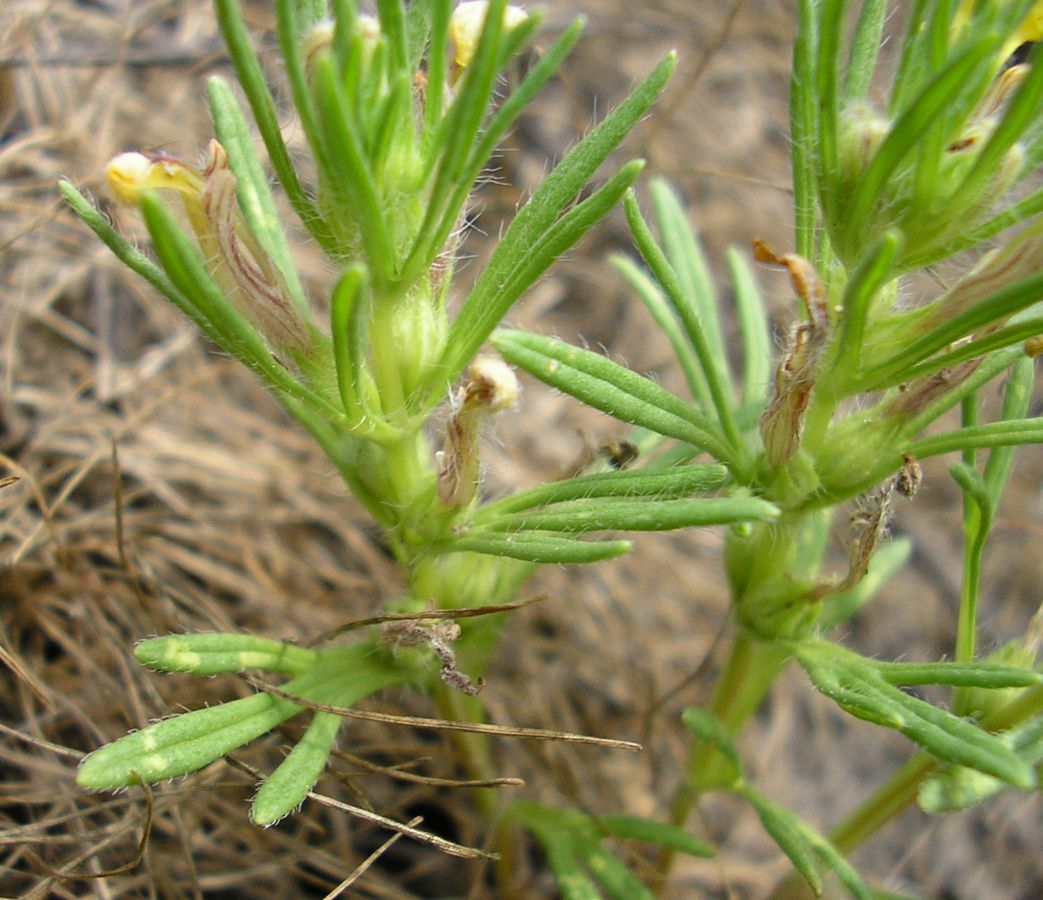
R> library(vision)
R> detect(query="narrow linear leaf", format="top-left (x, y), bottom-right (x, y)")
top-left (311, 54), bottom-right (394, 277)
top-left (584, 844), bottom-right (655, 900)
top-left (649, 180), bottom-right (729, 394)
top-left (830, 230), bottom-right (902, 380)
top-left (874, 661), bottom-right (1040, 689)
top-left (330, 265), bottom-right (368, 423)
top-left (493, 330), bottom-right (731, 461)
top-left (798, 653), bottom-right (907, 729)
top-left (797, 819), bottom-right (873, 900)
top-left (332, 4), bottom-right (364, 105)
top-left (213, 0), bottom-right (334, 254)
top-left (437, 531), bottom-right (630, 564)
top-left (983, 355), bottom-right (1036, 505)
top-left (798, 644), bottom-right (1036, 788)
top-left (404, 0), bottom-right (432, 73)
top-left (484, 495), bottom-right (778, 535)
top-left (421, 0), bottom-right (450, 139)
top-left (438, 159), bottom-right (645, 395)
top-left (597, 814), bottom-right (714, 858)
top-left (740, 774), bottom-right (871, 899)
top-left (424, 0), bottom-right (511, 219)
top-left (368, 71), bottom-right (413, 181)
top-left (206, 76), bottom-right (309, 315)
top-left (452, 13), bottom-right (583, 192)
top-left (134, 634), bottom-right (317, 677)
top-left (374, 0), bottom-right (408, 73)
top-left (910, 419), bottom-right (1043, 460)
top-left (79, 643), bottom-right (402, 790)
top-left (252, 710), bottom-right (342, 825)
top-left (921, 716), bottom-right (1043, 812)
top-left (875, 683), bottom-right (1036, 788)
top-left (791, 0), bottom-right (819, 259)
top-left (727, 246), bottom-right (772, 408)
top-left (681, 707), bottom-right (742, 772)
top-left (544, 844), bottom-right (602, 900)
top-left (625, 190), bottom-right (742, 453)
top-left (439, 52), bottom-right (677, 387)
top-left (77, 692), bottom-right (301, 789)
top-left (409, 10), bottom-right (552, 279)
top-left (741, 785), bottom-right (823, 897)
top-left (611, 252), bottom-right (708, 406)
top-left (479, 465), bottom-right (728, 518)
top-left (886, 0), bottom-right (931, 115)
top-left (894, 315), bottom-right (1043, 388)
top-left (814, 0), bottom-right (844, 201)
top-left (493, 160), bottom-right (645, 321)
top-left (842, 0), bottom-right (888, 101)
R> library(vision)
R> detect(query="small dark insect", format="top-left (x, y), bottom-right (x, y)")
top-left (599, 439), bottom-right (639, 470)
top-left (895, 452), bottom-right (922, 499)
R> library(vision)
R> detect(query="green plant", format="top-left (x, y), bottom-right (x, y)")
top-left (491, 0), bottom-right (1043, 895)
top-left (63, 0), bottom-right (1043, 895)
top-left (62, 0), bottom-right (781, 871)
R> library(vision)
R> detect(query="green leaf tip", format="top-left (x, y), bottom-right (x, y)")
top-left (77, 692), bottom-right (299, 790)
top-left (134, 633), bottom-right (317, 676)
top-left (597, 813), bottom-right (715, 858)
top-left (251, 711), bottom-right (342, 826)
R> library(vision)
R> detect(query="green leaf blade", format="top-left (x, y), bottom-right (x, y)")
top-left (597, 814), bottom-right (714, 858)
top-left (584, 845), bottom-right (655, 900)
top-left (479, 465), bottom-right (729, 518)
top-left (77, 692), bottom-right (300, 790)
top-left (483, 495), bottom-right (778, 535)
top-left (206, 76), bottom-right (310, 317)
top-left (214, 0), bottom-right (335, 254)
top-left (134, 634), bottom-right (318, 677)
top-left (252, 710), bottom-right (342, 825)
top-left (437, 52), bottom-right (676, 388)
top-left (492, 330), bottom-right (731, 461)
top-left (741, 785), bottom-right (823, 896)
top-left (438, 531), bottom-right (630, 564)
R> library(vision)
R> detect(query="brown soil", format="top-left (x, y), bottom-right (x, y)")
top-left (2, 1), bottom-right (1041, 897)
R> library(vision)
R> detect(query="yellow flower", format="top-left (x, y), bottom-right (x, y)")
top-left (106, 142), bottom-right (309, 353)
top-left (954, 1), bottom-right (1043, 58)
top-left (1014, 2), bottom-right (1043, 43)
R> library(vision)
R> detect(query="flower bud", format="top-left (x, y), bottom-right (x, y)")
top-left (958, 623), bottom-right (1041, 720)
top-left (954, 1), bottom-right (1043, 62)
top-left (303, 15), bottom-right (380, 81)
top-left (437, 355), bottom-right (519, 508)
top-left (837, 102), bottom-right (889, 189)
top-left (106, 142), bottom-right (310, 354)
top-left (450, 2), bottom-right (529, 70)
top-left (921, 217), bottom-right (1043, 329)
top-left (106, 151), bottom-right (209, 235)
top-left (754, 243), bottom-right (828, 468)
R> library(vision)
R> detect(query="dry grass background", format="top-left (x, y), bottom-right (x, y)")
top-left (1, 0), bottom-right (1042, 897)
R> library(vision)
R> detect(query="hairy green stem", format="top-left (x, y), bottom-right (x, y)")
top-left (658, 631), bottom-right (790, 881)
